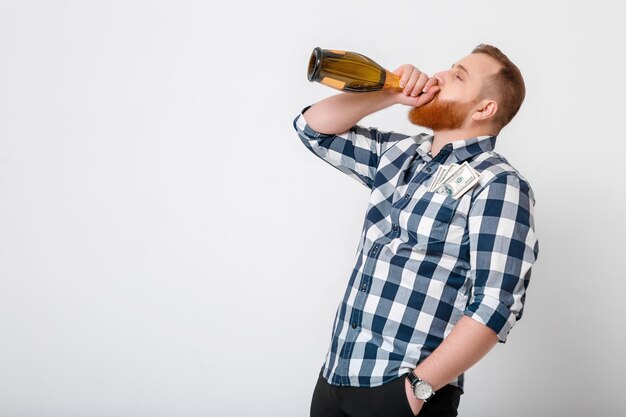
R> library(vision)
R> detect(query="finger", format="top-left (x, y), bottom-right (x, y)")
top-left (410, 72), bottom-right (429, 96)
top-left (404, 69), bottom-right (421, 95)
top-left (414, 86), bottom-right (439, 106)
top-left (414, 86), bottom-right (440, 107)
top-left (421, 77), bottom-right (439, 93)
top-left (399, 65), bottom-right (415, 88)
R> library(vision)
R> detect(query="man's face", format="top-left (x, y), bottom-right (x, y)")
top-left (408, 53), bottom-right (501, 131)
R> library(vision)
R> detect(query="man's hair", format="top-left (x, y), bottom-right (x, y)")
top-left (471, 44), bottom-right (525, 131)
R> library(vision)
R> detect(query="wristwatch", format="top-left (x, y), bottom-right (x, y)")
top-left (405, 371), bottom-right (435, 402)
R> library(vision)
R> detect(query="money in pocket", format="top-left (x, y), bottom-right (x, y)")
top-left (429, 161), bottom-right (480, 199)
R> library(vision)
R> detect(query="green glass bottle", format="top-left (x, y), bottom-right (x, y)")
top-left (307, 47), bottom-right (401, 92)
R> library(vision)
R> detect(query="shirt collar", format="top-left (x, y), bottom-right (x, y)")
top-left (416, 134), bottom-right (497, 163)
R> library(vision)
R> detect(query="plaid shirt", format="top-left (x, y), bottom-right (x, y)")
top-left (293, 105), bottom-right (539, 392)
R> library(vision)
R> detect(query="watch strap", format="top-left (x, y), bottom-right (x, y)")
top-left (405, 371), bottom-right (435, 402)
top-left (406, 370), bottom-right (420, 386)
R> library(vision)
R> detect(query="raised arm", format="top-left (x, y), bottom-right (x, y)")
top-left (303, 65), bottom-right (440, 134)
top-left (293, 65), bottom-right (440, 189)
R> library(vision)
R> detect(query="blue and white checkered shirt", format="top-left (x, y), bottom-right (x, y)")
top-left (293, 105), bottom-right (540, 392)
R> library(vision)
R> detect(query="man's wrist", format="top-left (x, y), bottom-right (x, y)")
top-left (406, 370), bottom-right (436, 401)
top-left (412, 365), bottom-right (446, 392)
top-left (377, 89), bottom-right (400, 107)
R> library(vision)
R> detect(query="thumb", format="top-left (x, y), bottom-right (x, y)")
top-left (413, 86), bottom-right (440, 107)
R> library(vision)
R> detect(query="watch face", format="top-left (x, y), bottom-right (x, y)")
top-left (414, 381), bottom-right (433, 399)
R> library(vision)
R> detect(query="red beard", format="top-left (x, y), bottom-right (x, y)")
top-left (408, 94), bottom-right (479, 131)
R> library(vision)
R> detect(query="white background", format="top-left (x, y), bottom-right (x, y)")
top-left (1, 1), bottom-right (624, 416)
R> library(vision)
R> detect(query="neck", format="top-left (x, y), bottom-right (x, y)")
top-left (430, 126), bottom-right (496, 158)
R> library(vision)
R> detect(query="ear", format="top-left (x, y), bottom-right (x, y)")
top-left (471, 99), bottom-right (498, 122)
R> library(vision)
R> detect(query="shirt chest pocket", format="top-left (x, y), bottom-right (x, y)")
top-left (398, 190), bottom-right (462, 249)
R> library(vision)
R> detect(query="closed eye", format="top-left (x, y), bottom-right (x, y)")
top-left (455, 74), bottom-right (463, 81)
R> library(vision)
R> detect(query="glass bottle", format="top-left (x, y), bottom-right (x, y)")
top-left (307, 47), bottom-right (401, 92)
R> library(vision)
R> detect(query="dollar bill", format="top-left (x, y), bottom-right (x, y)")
top-left (428, 166), bottom-right (445, 192)
top-left (428, 164), bottom-right (458, 192)
top-left (432, 161), bottom-right (480, 199)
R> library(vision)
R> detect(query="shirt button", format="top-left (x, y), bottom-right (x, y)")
top-left (404, 194), bottom-right (410, 199)
top-left (351, 323), bottom-right (357, 329)
top-left (392, 225), bottom-right (398, 231)
top-left (361, 283), bottom-right (367, 291)
top-left (425, 167), bottom-right (432, 173)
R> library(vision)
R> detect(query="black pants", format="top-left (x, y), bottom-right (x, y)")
top-left (310, 368), bottom-right (462, 417)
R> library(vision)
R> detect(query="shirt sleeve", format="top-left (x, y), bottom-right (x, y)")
top-left (463, 173), bottom-right (540, 343)
top-left (292, 105), bottom-right (409, 189)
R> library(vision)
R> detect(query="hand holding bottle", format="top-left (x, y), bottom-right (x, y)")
top-left (302, 50), bottom-right (441, 135)
top-left (307, 48), bottom-right (439, 108)
top-left (389, 64), bottom-right (440, 107)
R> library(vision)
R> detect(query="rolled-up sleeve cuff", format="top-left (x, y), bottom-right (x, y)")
top-left (463, 294), bottom-right (517, 343)
top-left (293, 104), bottom-right (337, 140)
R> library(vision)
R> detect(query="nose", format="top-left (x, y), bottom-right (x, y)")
top-left (432, 71), bottom-right (446, 86)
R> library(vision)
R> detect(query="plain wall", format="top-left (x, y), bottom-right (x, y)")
top-left (1, 1), bottom-right (624, 416)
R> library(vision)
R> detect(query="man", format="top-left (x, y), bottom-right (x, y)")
top-left (293, 44), bottom-right (539, 417)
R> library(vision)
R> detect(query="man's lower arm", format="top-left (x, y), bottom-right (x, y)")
top-left (413, 315), bottom-right (500, 391)
top-left (302, 90), bottom-right (396, 135)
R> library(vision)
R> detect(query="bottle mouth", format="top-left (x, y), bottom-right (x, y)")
top-left (307, 47), bottom-right (322, 82)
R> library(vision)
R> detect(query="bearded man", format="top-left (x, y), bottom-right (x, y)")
top-left (293, 44), bottom-right (540, 417)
